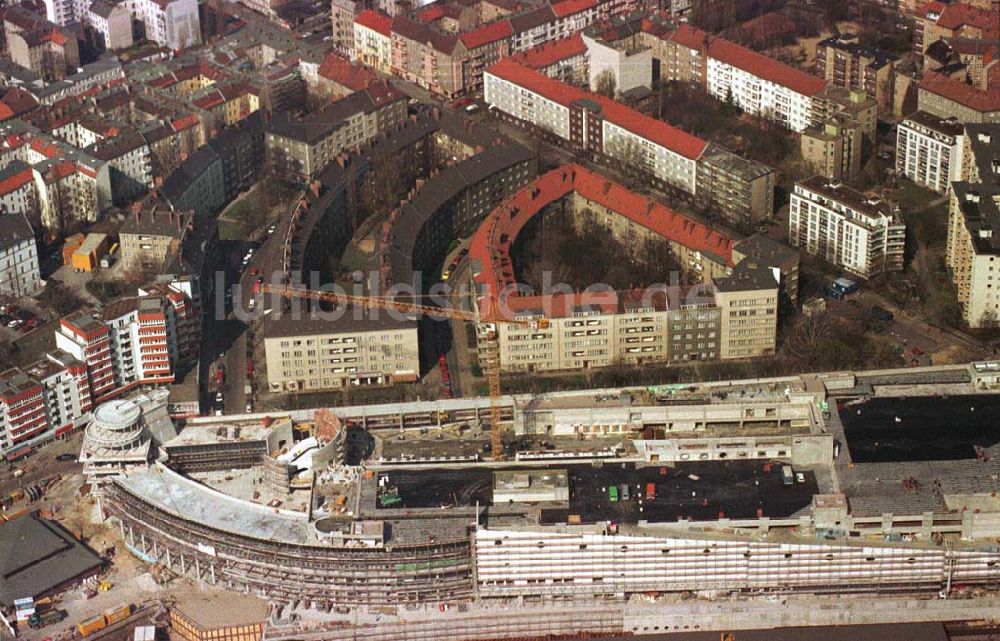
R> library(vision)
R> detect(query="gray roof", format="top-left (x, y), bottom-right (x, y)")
top-left (89, 0), bottom-right (118, 18)
top-left (262, 306), bottom-right (417, 339)
top-left (733, 233), bottom-right (797, 266)
top-left (0, 211), bottom-right (35, 250)
top-left (267, 90), bottom-right (377, 145)
top-left (0, 514), bottom-right (104, 607)
top-left (714, 258), bottom-right (778, 292)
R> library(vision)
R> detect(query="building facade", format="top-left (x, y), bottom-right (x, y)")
top-left (896, 110), bottom-right (965, 194)
top-left (0, 212), bottom-right (41, 298)
top-left (789, 176), bottom-right (906, 279)
top-left (0, 351), bottom-right (91, 456)
top-left (263, 315), bottom-right (420, 392)
top-left (946, 124), bottom-right (1000, 327)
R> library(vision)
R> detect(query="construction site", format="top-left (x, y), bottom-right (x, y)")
top-left (6, 361), bottom-right (973, 639)
top-left (4, 361), bottom-right (1000, 640)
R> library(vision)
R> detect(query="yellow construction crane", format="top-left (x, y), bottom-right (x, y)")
top-left (261, 284), bottom-right (547, 461)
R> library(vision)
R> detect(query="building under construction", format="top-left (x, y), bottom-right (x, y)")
top-left (97, 363), bottom-right (1000, 612)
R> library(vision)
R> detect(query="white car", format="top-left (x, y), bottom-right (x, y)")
top-left (796, 472), bottom-right (805, 484)
top-left (215, 391), bottom-right (223, 403)
top-left (245, 402), bottom-right (253, 413)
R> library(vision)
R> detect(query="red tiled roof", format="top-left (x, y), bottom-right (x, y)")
top-left (486, 59), bottom-right (708, 160)
top-left (917, 1), bottom-right (947, 18)
top-left (469, 164), bottom-right (734, 320)
top-left (192, 90), bottom-right (225, 110)
top-left (666, 23), bottom-right (709, 50)
top-left (706, 37), bottom-right (827, 97)
top-left (920, 70), bottom-right (1000, 112)
top-left (355, 9), bottom-right (392, 36)
top-left (3, 88), bottom-right (39, 117)
top-left (460, 19), bottom-right (513, 49)
top-left (552, 0), bottom-right (595, 18)
top-left (0, 165), bottom-right (33, 195)
top-left (935, 2), bottom-right (999, 36)
top-left (44, 161), bottom-right (77, 182)
top-left (318, 53), bottom-right (378, 91)
top-left (0, 103), bottom-right (13, 122)
top-left (510, 33), bottom-right (586, 69)
top-left (171, 114), bottom-right (200, 131)
top-left (417, 5), bottom-right (447, 22)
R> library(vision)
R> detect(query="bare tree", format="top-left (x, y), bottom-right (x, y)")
top-left (594, 69), bottom-right (617, 99)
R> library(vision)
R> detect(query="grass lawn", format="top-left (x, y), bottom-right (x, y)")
top-left (218, 188), bottom-right (266, 240)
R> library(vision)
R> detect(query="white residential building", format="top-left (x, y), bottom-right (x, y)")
top-left (583, 33), bottom-right (651, 95)
top-left (789, 175), bottom-right (905, 279)
top-left (55, 290), bottom-right (197, 402)
top-left (946, 123), bottom-right (1000, 328)
top-left (124, 0), bottom-right (200, 50)
top-left (353, 10), bottom-right (392, 72)
top-left (0, 212), bottom-right (41, 298)
top-left (484, 59), bottom-right (705, 196)
top-left (705, 39), bottom-right (826, 133)
top-left (0, 351), bottom-right (91, 456)
top-left (88, 0), bottom-right (134, 50)
top-left (896, 111), bottom-right (965, 194)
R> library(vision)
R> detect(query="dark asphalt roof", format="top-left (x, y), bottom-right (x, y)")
top-left (0, 514), bottom-right (103, 607)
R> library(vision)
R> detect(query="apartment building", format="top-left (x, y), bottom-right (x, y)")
top-left (351, 0), bottom-right (634, 97)
top-left (0, 212), bottom-right (41, 298)
top-left (0, 120), bottom-right (114, 237)
top-left (494, 290), bottom-right (722, 372)
top-left (509, 33), bottom-right (588, 85)
top-left (330, 0), bottom-right (361, 57)
top-left (56, 291), bottom-right (197, 402)
top-left (815, 34), bottom-right (895, 111)
top-left (3, 7), bottom-right (80, 82)
top-left (485, 59), bottom-right (703, 194)
top-left (484, 59), bottom-right (774, 224)
top-left (265, 84), bottom-right (407, 177)
top-left (0, 352), bottom-right (92, 456)
top-left (263, 314), bottom-right (420, 392)
top-left (695, 145), bottom-right (775, 227)
top-left (801, 115), bottom-right (864, 181)
top-left (469, 164), bottom-right (781, 373)
top-left (896, 111), bottom-right (965, 194)
top-left (789, 176), bottom-right (906, 279)
top-left (732, 233), bottom-right (799, 305)
top-left (124, 0), bottom-right (200, 50)
top-left (914, 2), bottom-right (999, 54)
top-left (811, 85), bottom-right (878, 140)
top-left (946, 123), bottom-right (1000, 327)
top-left (353, 9), bottom-right (393, 72)
top-left (714, 260), bottom-right (779, 360)
top-left (88, 0), bottom-right (133, 50)
top-left (88, 127), bottom-right (155, 203)
top-left (918, 71), bottom-right (1000, 125)
top-left (0, 161), bottom-right (40, 228)
top-left (119, 207), bottom-right (194, 274)
top-left (705, 39), bottom-right (825, 133)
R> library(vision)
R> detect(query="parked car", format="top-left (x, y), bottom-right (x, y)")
top-left (56, 453), bottom-right (76, 462)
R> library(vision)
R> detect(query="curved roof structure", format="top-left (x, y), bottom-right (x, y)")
top-left (468, 164), bottom-right (735, 319)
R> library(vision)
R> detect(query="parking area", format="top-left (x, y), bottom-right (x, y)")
top-left (377, 462), bottom-right (818, 524)
top-left (540, 461), bottom-right (817, 525)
